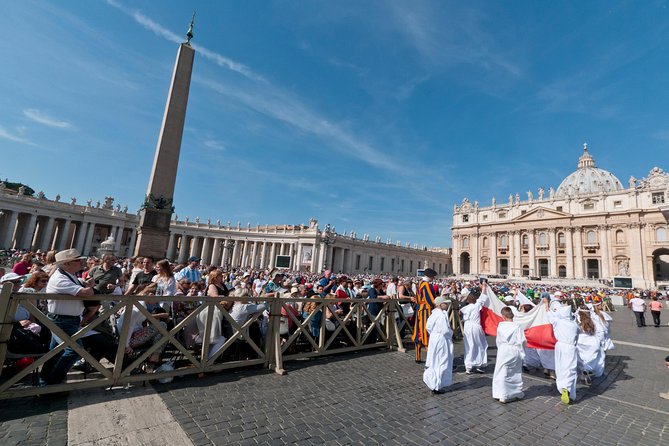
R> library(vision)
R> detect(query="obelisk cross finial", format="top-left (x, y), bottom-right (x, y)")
top-left (186, 11), bottom-right (195, 44)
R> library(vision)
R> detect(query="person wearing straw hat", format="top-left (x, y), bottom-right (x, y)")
top-left (423, 294), bottom-right (453, 394)
top-left (40, 248), bottom-right (96, 385)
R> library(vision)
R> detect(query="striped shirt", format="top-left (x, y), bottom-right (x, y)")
top-left (175, 266), bottom-right (202, 283)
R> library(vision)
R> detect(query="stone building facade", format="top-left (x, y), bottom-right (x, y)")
top-left (0, 185), bottom-right (451, 275)
top-left (452, 145), bottom-right (669, 289)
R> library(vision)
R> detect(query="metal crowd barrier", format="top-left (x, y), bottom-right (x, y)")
top-left (0, 284), bottom-right (410, 399)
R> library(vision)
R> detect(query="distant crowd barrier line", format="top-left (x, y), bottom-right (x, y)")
top-left (0, 283), bottom-right (414, 399)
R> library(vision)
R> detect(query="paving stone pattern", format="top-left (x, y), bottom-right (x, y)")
top-left (157, 308), bottom-right (669, 446)
top-left (0, 394), bottom-right (68, 446)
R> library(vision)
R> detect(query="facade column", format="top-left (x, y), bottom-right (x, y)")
top-left (178, 235), bottom-right (190, 263)
top-left (211, 238), bottom-right (222, 266)
top-left (2, 211), bottom-right (19, 249)
top-left (489, 233), bottom-right (497, 275)
top-left (22, 214), bottom-right (38, 250)
top-left (573, 228), bottom-right (584, 278)
top-left (548, 228), bottom-right (558, 277)
top-left (471, 233), bottom-right (480, 275)
top-left (82, 223), bottom-right (96, 255)
top-left (201, 237), bottom-right (212, 264)
top-left (565, 228), bottom-right (574, 278)
top-left (231, 240), bottom-right (240, 268)
top-left (40, 217), bottom-right (56, 251)
top-left (507, 232), bottom-right (515, 277)
top-left (113, 226), bottom-right (123, 253)
top-left (599, 225), bottom-right (610, 279)
top-left (260, 242), bottom-right (268, 269)
top-left (514, 231), bottom-right (522, 275)
top-left (73, 222), bottom-right (87, 251)
top-left (318, 242), bottom-right (327, 272)
top-left (57, 219), bottom-right (72, 250)
top-left (166, 233), bottom-right (178, 260)
top-left (628, 223), bottom-right (644, 282)
top-left (287, 243), bottom-right (294, 270)
top-left (528, 230), bottom-right (536, 277)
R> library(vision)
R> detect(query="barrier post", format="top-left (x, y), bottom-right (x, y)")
top-left (266, 298), bottom-right (285, 375)
top-left (0, 283), bottom-right (15, 368)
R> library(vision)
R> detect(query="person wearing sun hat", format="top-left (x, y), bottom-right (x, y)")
top-left (412, 267), bottom-right (438, 363)
top-left (40, 248), bottom-right (96, 385)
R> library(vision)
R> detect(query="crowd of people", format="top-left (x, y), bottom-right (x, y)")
top-left (0, 247), bottom-right (666, 401)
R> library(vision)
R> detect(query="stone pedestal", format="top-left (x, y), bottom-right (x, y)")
top-left (135, 208), bottom-right (172, 258)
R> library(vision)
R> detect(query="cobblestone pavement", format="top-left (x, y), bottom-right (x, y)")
top-left (0, 307), bottom-right (667, 445)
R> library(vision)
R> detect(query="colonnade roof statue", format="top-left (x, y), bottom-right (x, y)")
top-left (555, 143), bottom-right (624, 198)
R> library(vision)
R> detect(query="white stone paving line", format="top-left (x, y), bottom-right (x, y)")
top-left (612, 340), bottom-right (669, 351)
top-left (67, 385), bottom-right (193, 446)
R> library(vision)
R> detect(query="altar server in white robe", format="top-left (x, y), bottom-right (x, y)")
top-left (460, 284), bottom-right (489, 374)
top-left (592, 303), bottom-right (615, 351)
top-left (575, 307), bottom-right (605, 382)
top-left (423, 296), bottom-right (453, 394)
top-left (492, 307), bottom-right (526, 403)
top-left (546, 299), bottom-right (579, 404)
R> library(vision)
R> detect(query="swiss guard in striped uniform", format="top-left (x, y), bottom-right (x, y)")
top-left (412, 268), bottom-right (438, 362)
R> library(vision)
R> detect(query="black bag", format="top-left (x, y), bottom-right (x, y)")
top-left (8, 323), bottom-right (49, 354)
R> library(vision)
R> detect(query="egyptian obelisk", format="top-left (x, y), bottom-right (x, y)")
top-left (135, 15), bottom-right (196, 259)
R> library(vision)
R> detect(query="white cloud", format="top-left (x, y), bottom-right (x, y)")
top-left (0, 126), bottom-right (36, 145)
top-left (23, 109), bottom-right (72, 129)
top-left (203, 139), bottom-right (225, 151)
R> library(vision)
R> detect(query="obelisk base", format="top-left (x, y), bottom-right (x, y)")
top-left (134, 208), bottom-right (172, 259)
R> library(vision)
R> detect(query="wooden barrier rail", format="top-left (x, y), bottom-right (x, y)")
top-left (0, 283), bottom-right (410, 399)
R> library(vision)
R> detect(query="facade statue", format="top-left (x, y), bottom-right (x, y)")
top-left (207, 218), bottom-right (211, 225)
top-left (123, 206), bottom-right (128, 213)
top-left (55, 194), bottom-right (61, 202)
top-left (491, 196), bottom-right (496, 207)
top-left (538, 187), bottom-right (544, 200)
top-left (87, 199), bottom-right (92, 207)
top-left (37, 191), bottom-right (45, 199)
top-left (527, 190), bottom-right (533, 202)
top-left (185, 216), bottom-right (189, 222)
top-left (0, 182), bottom-right (5, 192)
top-left (549, 187), bottom-right (555, 200)
top-left (628, 176), bottom-right (636, 189)
top-left (515, 193), bottom-right (520, 205)
top-left (618, 260), bottom-right (630, 276)
top-left (18, 186), bottom-right (26, 196)
top-left (115, 204), bottom-right (121, 212)
top-left (103, 196), bottom-right (114, 209)
top-left (216, 219), bottom-right (221, 226)
top-left (95, 200), bottom-right (100, 208)
top-left (195, 217), bottom-right (200, 224)
top-left (509, 194), bottom-right (513, 205)
top-left (71, 197), bottom-right (77, 205)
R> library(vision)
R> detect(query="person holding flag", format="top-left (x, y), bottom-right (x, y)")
top-left (460, 281), bottom-right (489, 374)
top-left (545, 297), bottom-right (579, 405)
top-left (412, 268), bottom-right (438, 363)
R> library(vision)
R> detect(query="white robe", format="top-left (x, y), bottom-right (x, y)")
top-left (576, 328), bottom-right (605, 377)
top-left (492, 321), bottom-right (526, 401)
top-left (423, 308), bottom-right (453, 391)
top-left (460, 294), bottom-right (488, 369)
top-left (595, 312), bottom-right (615, 351)
top-left (549, 306), bottom-right (578, 400)
top-left (523, 347), bottom-right (542, 369)
top-left (537, 348), bottom-right (555, 370)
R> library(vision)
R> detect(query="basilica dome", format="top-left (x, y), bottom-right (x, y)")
top-left (555, 144), bottom-right (623, 197)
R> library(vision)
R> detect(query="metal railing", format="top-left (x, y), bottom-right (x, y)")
top-left (0, 284), bottom-right (409, 398)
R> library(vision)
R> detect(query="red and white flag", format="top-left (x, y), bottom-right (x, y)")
top-left (480, 288), bottom-right (556, 350)
top-left (516, 289), bottom-right (535, 307)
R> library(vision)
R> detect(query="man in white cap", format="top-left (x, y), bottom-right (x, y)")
top-left (40, 248), bottom-right (96, 385)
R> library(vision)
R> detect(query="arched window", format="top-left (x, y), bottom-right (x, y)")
top-left (557, 232), bottom-right (566, 248)
top-left (538, 232), bottom-right (547, 246)
top-left (462, 236), bottom-right (469, 249)
top-left (482, 237), bottom-right (488, 248)
top-left (522, 234), bottom-right (528, 248)
top-left (558, 265), bottom-right (567, 278)
top-left (615, 229), bottom-right (625, 244)
top-left (500, 235), bottom-right (508, 248)
top-left (657, 227), bottom-right (668, 242)
top-left (587, 230), bottom-right (597, 244)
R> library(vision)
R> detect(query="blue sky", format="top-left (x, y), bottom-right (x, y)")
top-left (1, 1), bottom-right (668, 248)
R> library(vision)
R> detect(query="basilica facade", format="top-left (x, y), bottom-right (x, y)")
top-left (451, 145), bottom-right (669, 289)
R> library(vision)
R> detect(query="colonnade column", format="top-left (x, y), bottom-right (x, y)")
top-left (82, 223), bottom-right (96, 255)
top-left (221, 240), bottom-right (230, 267)
top-left (573, 228), bottom-right (584, 278)
top-left (231, 240), bottom-right (240, 268)
top-left (565, 228), bottom-right (574, 278)
top-left (74, 222), bottom-right (87, 252)
top-left (166, 233), bottom-right (178, 260)
top-left (113, 226), bottom-right (123, 253)
top-left (57, 219), bottom-right (72, 250)
top-left (240, 241), bottom-right (249, 267)
top-left (2, 211), bottom-right (19, 249)
top-left (201, 237), bottom-right (212, 264)
top-left (22, 214), bottom-right (38, 250)
top-left (178, 235), bottom-right (190, 263)
top-left (310, 244), bottom-right (318, 272)
top-left (318, 242), bottom-right (326, 272)
top-left (126, 229), bottom-right (137, 258)
top-left (211, 238), bottom-right (222, 266)
top-left (190, 236), bottom-right (202, 259)
top-left (260, 242), bottom-right (267, 269)
top-left (251, 241), bottom-right (259, 268)
top-left (269, 243), bottom-right (276, 268)
top-left (295, 243), bottom-right (302, 271)
top-left (548, 229), bottom-right (558, 277)
top-left (39, 217), bottom-right (56, 251)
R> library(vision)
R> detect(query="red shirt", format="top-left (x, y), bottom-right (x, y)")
top-left (12, 261), bottom-right (30, 276)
